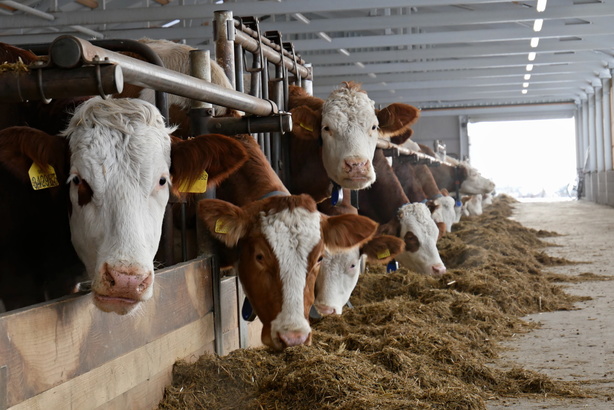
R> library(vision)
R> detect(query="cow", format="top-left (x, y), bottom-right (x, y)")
top-left (462, 195), bottom-right (484, 216)
top-left (287, 83), bottom-right (421, 202)
top-left (358, 149), bottom-right (447, 277)
top-left (197, 134), bottom-right (378, 350)
top-left (313, 234), bottom-right (404, 316)
top-left (0, 97), bottom-right (248, 313)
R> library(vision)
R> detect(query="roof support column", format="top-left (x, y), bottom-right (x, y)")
top-left (594, 80), bottom-right (604, 172)
top-left (601, 76), bottom-right (612, 170)
top-left (587, 88), bottom-right (597, 172)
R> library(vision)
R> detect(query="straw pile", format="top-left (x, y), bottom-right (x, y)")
top-left (159, 195), bottom-right (592, 409)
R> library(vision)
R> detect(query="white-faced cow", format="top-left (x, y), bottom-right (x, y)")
top-left (0, 97), bottom-right (248, 313)
top-left (197, 135), bottom-right (378, 350)
top-left (287, 83), bottom-right (420, 202)
top-left (314, 234), bottom-right (404, 316)
top-left (359, 149), bottom-right (447, 277)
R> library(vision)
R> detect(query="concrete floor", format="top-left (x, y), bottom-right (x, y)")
top-left (487, 199), bottom-right (614, 409)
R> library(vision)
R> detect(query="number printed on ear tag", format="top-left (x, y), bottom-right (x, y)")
top-left (29, 163), bottom-right (59, 190)
top-left (178, 170), bottom-right (208, 193)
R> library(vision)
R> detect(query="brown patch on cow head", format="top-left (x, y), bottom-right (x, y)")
top-left (404, 231), bottom-right (421, 253)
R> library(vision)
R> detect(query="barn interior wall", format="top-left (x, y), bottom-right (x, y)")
top-left (580, 76), bottom-right (614, 207)
top-left (410, 115), bottom-right (462, 160)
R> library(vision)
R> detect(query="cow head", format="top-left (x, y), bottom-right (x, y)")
top-left (198, 194), bottom-right (377, 350)
top-left (459, 163), bottom-right (495, 195)
top-left (430, 196), bottom-right (457, 234)
top-left (379, 203), bottom-right (446, 277)
top-left (314, 234), bottom-right (404, 315)
top-left (290, 82), bottom-right (420, 191)
top-left (61, 97), bottom-right (247, 314)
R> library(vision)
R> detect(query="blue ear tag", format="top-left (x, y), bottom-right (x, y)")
top-left (309, 305), bottom-right (322, 320)
top-left (331, 182), bottom-right (343, 206)
top-left (455, 200), bottom-right (463, 207)
top-left (241, 297), bottom-right (257, 321)
top-left (386, 259), bottom-right (399, 272)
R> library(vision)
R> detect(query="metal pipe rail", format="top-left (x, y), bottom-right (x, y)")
top-left (233, 20), bottom-right (312, 81)
top-left (48, 35), bottom-right (279, 117)
top-left (377, 139), bottom-right (454, 167)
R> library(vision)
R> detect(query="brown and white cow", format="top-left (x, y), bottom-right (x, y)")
top-left (314, 234), bottom-right (404, 316)
top-left (197, 134), bottom-right (378, 350)
top-left (0, 97), bottom-right (247, 313)
top-left (359, 149), bottom-right (447, 277)
top-left (287, 83), bottom-right (420, 202)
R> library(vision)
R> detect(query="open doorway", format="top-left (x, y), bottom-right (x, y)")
top-left (467, 118), bottom-right (577, 200)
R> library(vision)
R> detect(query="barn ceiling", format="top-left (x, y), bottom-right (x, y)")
top-left (0, 0), bottom-right (611, 115)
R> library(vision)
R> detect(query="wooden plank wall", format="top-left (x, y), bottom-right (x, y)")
top-left (0, 256), bottom-right (262, 409)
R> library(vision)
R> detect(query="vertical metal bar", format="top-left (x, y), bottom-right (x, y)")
top-left (189, 48), bottom-right (223, 355)
top-left (1, 365), bottom-right (8, 410)
top-left (214, 10), bottom-right (236, 89)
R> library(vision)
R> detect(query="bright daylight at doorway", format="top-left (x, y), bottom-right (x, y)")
top-left (468, 118), bottom-right (577, 201)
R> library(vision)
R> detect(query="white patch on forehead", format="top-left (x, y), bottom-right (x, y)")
top-left (322, 87), bottom-right (377, 132)
top-left (261, 206), bottom-right (321, 334)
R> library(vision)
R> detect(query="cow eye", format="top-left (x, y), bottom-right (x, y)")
top-left (371, 125), bottom-right (377, 130)
top-left (350, 264), bottom-right (356, 269)
top-left (159, 177), bottom-right (167, 186)
top-left (317, 255), bottom-right (324, 263)
top-left (322, 126), bottom-right (330, 132)
top-left (256, 254), bottom-right (264, 261)
top-left (72, 176), bottom-right (81, 186)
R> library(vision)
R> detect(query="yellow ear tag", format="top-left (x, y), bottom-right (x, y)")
top-left (29, 163), bottom-right (59, 190)
top-left (178, 170), bottom-right (208, 193)
top-left (299, 122), bottom-right (313, 132)
top-left (214, 218), bottom-right (230, 234)
top-left (376, 249), bottom-right (391, 260)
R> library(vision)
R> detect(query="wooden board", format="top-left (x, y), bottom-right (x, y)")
top-left (0, 257), bottom-right (213, 409)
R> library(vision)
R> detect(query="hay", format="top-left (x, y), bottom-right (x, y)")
top-left (158, 195), bottom-right (589, 409)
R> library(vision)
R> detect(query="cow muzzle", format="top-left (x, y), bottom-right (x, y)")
top-left (93, 263), bottom-right (154, 314)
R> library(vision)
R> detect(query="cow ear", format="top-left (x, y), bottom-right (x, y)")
top-left (376, 103), bottom-right (420, 139)
top-left (389, 130), bottom-right (412, 146)
top-left (435, 222), bottom-right (446, 240)
top-left (197, 199), bottom-right (249, 247)
top-left (321, 214), bottom-right (377, 252)
top-left (360, 234), bottom-right (405, 264)
top-left (376, 219), bottom-right (400, 237)
top-left (0, 126), bottom-right (68, 184)
top-left (170, 133), bottom-right (248, 196)
top-left (290, 106), bottom-right (321, 141)
top-left (425, 200), bottom-right (439, 215)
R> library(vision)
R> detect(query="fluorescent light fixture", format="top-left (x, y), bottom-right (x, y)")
top-left (162, 19), bottom-right (180, 28)
top-left (368, 72), bottom-right (377, 78)
top-left (355, 62), bottom-right (365, 68)
top-left (526, 64), bottom-right (534, 71)
top-left (292, 12), bottom-right (310, 24)
top-left (523, 82), bottom-right (529, 88)
top-left (317, 32), bottom-right (332, 42)
top-left (215, 0), bottom-right (224, 4)
top-left (524, 74), bottom-right (531, 80)
top-left (530, 37), bottom-right (540, 48)
top-left (528, 52), bottom-right (536, 61)
top-left (533, 19), bottom-right (543, 32)
top-left (536, 0), bottom-right (547, 12)
top-left (522, 89), bottom-right (528, 94)
top-left (338, 48), bottom-right (350, 56)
